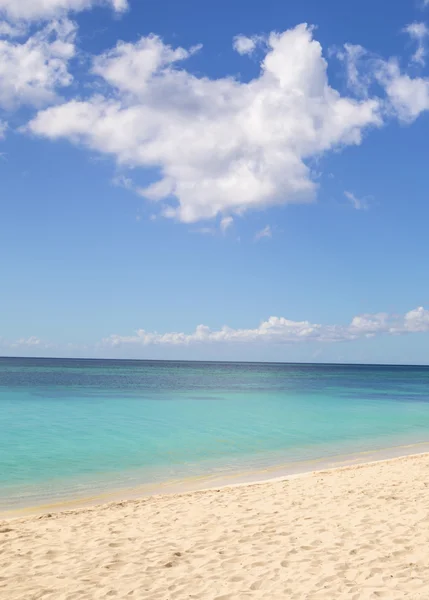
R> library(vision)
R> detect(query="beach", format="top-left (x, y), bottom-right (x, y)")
top-left (2, 453), bottom-right (429, 600)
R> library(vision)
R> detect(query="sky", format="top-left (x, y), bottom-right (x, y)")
top-left (1, 0), bottom-right (429, 364)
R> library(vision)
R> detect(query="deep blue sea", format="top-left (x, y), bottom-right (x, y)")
top-left (1, 358), bottom-right (429, 510)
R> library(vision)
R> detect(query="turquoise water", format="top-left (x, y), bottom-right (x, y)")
top-left (1, 358), bottom-right (429, 509)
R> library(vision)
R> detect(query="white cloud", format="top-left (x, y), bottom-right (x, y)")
top-left (3, 308), bottom-right (429, 355)
top-left (338, 44), bottom-right (373, 97)
top-left (0, 19), bottom-right (76, 110)
top-left (376, 59), bottom-right (429, 121)
top-left (0, 335), bottom-right (54, 351)
top-left (91, 35), bottom-right (199, 95)
top-left (404, 306), bottom-right (429, 331)
top-left (0, 20), bottom-right (27, 36)
top-left (0, 0), bottom-right (127, 22)
top-left (11, 336), bottom-right (43, 347)
top-left (110, 0), bottom-right (127, 12)
top-left (220, 216), bottom-right (234, 233)
top-left (344, 190), bottom-right (369, 210)
top-left (254, 224), bottom-right (272, 240)
top-left (233, 35), bottom-right (258, 55)
top-left (403, 22), bottom-right (429, 65)
top-left (340, 40), bottom-right (429, 123)
top-left (27, 24), bottom-right (382, 223)
top-left (101, 307), bottom-right (429, 348)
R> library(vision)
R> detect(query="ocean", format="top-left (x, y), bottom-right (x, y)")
top-left (1, 357), bottom-right (429, 511)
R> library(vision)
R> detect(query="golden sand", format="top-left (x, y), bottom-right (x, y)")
top-left (2, 453), bottom-right (429, 599)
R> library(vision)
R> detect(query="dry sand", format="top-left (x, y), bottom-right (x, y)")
top-left (2, 453), bottom-right (429, 600)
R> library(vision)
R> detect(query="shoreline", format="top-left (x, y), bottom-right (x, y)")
top-left (3, 451), bottom-right (429, 599)
top-left (3, 440), bottom-right (429, 520)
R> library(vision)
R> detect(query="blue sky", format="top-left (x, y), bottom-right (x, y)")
top-left (1, 0), bottom-right (429, 363)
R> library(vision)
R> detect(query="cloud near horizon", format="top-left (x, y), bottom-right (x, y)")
top-left (101, 307), bottom-right (429, 348)
top-left (2, 308), bottom-right (428, 356)
top-left (0, 336), bottom-right (52, 351)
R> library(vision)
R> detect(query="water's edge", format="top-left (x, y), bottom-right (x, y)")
top-left (3, 440), bottom-right (429, 520)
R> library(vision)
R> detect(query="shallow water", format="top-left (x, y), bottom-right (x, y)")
top-left (1, 358), bottom-right (429, 509)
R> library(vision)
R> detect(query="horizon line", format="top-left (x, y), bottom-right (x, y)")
top-left (1, 356), bottom-right (429, 368)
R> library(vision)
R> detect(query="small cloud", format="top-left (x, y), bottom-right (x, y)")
top-left (0, 0), bottom-right (127, 21)
top-left (233, 35), bottom-right (257, 55)
top-left (220, 216), bottom-right (233, 233)
top-left (10, 336), bottom-right (49, 349)
top-left (403, 22), bottom-right (429, 65)
top-left (344, 191), bottom-right (369, 210)
top-left (337, 43), bottom-right (372, 97)
top-left (111, 0), bottom-right (129, 13)
top-left (254, 225), bottom-right (272, 241)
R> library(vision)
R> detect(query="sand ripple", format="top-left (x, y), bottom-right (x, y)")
top-left (2, 454), bottom-right (429, 599)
